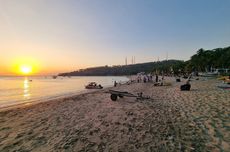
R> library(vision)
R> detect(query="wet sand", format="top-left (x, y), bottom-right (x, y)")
top-left (0, 78), bottom-right (229, 152)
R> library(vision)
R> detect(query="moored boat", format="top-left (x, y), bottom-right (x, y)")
top-left (85, 82), bottom-right (103, 89)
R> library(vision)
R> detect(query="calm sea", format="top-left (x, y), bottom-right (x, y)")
top-left (0, 76), bottom-right (129, 109)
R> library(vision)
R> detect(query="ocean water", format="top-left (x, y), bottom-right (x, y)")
top-left (0, 76), bottom-right (129, 109)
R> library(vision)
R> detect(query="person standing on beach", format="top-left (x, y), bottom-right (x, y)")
top-left (143, 76), bottom-right (147, 83)
top-left (161, 75), bottom-right (164, 85)
top-left (155, 74), bottom-right (158, 82)
top-left (137, 76), bottom-right (140, 83)
top-left (114, 81), bottom-right (117, 87)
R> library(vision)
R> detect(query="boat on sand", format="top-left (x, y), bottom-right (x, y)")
top-left (85, 82), bottom-right (103, 89)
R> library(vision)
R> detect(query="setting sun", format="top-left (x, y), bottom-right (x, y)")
top-left (20, 65), bottom-right (32, 75)
top-left (9, 57), bottom-right (40, 76)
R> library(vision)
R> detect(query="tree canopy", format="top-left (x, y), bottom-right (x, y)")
top-left (186, 46), bottom-right (230, 72)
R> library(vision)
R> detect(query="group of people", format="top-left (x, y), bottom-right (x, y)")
top-left (113, 72), bottom-right (193, 91)
top-left (136, 74), bottom-right (164, 84)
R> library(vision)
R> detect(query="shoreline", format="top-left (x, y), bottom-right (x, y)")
top-left (0, 86), bottom-right (112, 112)
top-left (0, 75), bottom-right (130, 112)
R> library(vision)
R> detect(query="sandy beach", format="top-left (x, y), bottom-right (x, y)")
top-left (0, 77), bottom-right (229, 152)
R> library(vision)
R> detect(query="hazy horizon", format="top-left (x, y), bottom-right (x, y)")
top-left (1, 0), bottom-right (230, 75)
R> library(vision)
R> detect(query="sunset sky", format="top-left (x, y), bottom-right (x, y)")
top-left (0, 0), bottom-right (230, 75)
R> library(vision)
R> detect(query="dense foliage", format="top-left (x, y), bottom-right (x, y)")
top-left (186, 46), bottom-right (230, 72)
top-left (59, 46), bottom-right (230, 76)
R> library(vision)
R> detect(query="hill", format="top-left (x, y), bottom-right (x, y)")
top-left (58, 60), bottom-right (185, 76)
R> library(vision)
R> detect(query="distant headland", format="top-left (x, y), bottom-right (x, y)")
top-left (58, 46), bottom-right (230, 76)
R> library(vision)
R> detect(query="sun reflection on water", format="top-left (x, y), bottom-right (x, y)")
top-left (23, 78), bottom-right (31, 98)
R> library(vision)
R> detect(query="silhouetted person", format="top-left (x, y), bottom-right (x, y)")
top-left (143, 76), bottom-right (147, 83)
top-left (155, 74), bottom-right (158, 82)
top-left (114, 81), bottom-right (117, 87)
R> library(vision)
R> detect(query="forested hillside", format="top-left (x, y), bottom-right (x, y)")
top-left (58, 60), bottom-right (184, 76)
